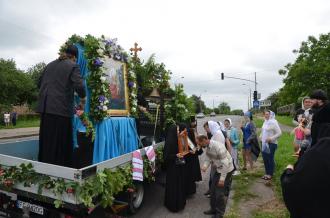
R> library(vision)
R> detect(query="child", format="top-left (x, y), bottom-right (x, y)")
top-left (292, 114), bottom-right (310, 154)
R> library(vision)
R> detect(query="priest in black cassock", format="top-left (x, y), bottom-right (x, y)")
top-left (164, 124), bottom-right (187, 212)
top-left (281, 137), bottom-right (330, 218)
top-left (185, 116), bottom-right (203, 196)
top-left (309, 89), bottom-right (330, 146)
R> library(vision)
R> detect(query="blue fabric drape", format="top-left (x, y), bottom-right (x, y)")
top-left (93, 117), bottom-right (139, 164)
top-left (72, 115), bottom-right (86, 148)
top-left (75, 43), bottom-right (91, 113)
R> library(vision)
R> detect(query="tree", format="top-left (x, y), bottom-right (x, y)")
top-left (218, 102), bottom-right (231, 114)
top-left (188, 94), bottom-right (206, 113)
top-left (0, 58), bottom-right (35, 108)
top-left (165, 84), bottom-right (193, 127)
top-left (277, 33), bottom-right (330, 105)
top-left (26, 62), bottom-right (46, 88)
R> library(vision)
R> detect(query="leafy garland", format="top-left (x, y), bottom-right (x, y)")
top-left (61, 34), bottom-right (130, 123)
top-left (126, 61), bottom-right (138, 117)
top-left (0, 146), bottom-right (164, 209)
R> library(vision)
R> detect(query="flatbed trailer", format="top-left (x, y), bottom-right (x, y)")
top-left (0, 136), bottom-right (164, 218)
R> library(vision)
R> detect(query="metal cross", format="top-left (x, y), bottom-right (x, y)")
top-left (130, 42), bottom-right (142, 60)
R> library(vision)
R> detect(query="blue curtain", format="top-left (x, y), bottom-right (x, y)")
top-left (93, 117), bottom-right (139, 164)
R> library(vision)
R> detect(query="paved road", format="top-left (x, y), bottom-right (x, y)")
top-left (129, 115), bottom-right (243, 218)
top-left (0, 127), bottom-right (39, 140)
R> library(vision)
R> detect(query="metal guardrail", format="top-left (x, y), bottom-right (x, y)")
top-left (277, 103), bottom-right (295, 115)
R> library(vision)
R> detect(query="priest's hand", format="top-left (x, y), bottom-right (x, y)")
top-left (286, 164), bottom-right (294, 170)
top-left (176, 153), bottom-right (184, 158)
top-left (201, 166), bottom-right (207, 172)
top-left (217, 180), bottom-right (225, 188)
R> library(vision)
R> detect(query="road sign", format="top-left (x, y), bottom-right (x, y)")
top-left (260, 100), bottom-right (271, 107)
top-left (257, 93), bottom-right (261, 100)
top-left (253, 100), bottom-right (260, 109)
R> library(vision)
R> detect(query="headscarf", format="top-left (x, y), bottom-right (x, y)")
top-left (207, 120), bottom-right (225, 144)
top-left (225, 118), bottom-right (232, 127)
top-left (261, 110), bottom-right (277, 153)
top-left (208, 120), bottom-right (221, 136)
top-left (301, 97), bottom-right (310, 110)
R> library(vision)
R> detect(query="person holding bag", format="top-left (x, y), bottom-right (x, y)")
top-left (260, 110), bottom-right (282, 180)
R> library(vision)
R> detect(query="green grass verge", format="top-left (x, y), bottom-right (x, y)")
top-left (254, 117), bottom-right (264, 128)
top-left (0, 118), bottom-right (40, 129)
top-left (276, 115), bottom-right (295, 127)
top-left (251, 132), bottom-right (294, 218)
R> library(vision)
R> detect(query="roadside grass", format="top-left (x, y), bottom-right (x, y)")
top-left (251, 132), bottom-right (295, 218)
top-left (226, 128), bottom-right (295, 218)
top-left (0, 118), bottom-right (40, 129)
top-left (276, 115), bottom-right (295, 127)
top-left (224, 147), bottom-right (263, 218)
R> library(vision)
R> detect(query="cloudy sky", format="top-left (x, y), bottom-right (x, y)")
top-left (1, 0), bottom-right (329, 110)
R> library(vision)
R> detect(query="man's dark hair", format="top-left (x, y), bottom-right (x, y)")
top-left (196, 134), bottom-right (208, 142)
top-left (65, 44), bottom-right (78, 58)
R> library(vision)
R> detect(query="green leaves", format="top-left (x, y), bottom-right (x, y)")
top-left (277, 32), bottom-right (330, 106)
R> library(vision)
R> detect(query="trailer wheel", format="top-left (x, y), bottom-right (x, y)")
top-left (128, 183), bottom-right (144, 214)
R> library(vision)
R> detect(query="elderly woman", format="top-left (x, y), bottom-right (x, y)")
top-left (260, 110), bottom-right (282, 180)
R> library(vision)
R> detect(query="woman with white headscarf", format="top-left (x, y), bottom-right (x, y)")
top-left (204, 120), bottom-right (226, 144)
top-left (260, 110), bottom-right (282, 180)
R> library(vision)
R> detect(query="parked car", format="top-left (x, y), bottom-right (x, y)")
top-left (210, 112), bottom-right (216, 117)
top-left (196, 113), bottom-right (205, 118)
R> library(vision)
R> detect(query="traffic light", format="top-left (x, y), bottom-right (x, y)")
top-left (221, 72), bottom-right (224, 80)
top-left (253, 91), bottom-right (258, 101)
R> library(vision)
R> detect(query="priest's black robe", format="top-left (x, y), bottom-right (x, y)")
top-left (164, 124), bottom-right (186, 212)
top-left (185, 127), bottom-right (203, 196)
top-left (311, 102), bottom-right (330, 146)
top-left (281, 137), bottom-right (330, 218)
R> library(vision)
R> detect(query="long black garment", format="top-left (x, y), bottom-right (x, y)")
top-left (72, 132), bottom-right (94, 169)
top-left (185, 127), bottom-right (203, 195)
top-left (281, 137), bottom-right (330, 218)
top-left (164, 125), bottom-right (186, 212)
top-left (311, 102), bottom-right (330, 146)
top-left (38, 113), bottom-right (73, 167)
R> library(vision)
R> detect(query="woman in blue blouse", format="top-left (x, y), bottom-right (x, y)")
top-left (241, 111), bottom-right (256, 170)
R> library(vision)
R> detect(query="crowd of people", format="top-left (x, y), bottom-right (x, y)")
top-left (163, 89), bottom-right (330, 218)
top-left (281, 89), bottom-right (330, 218)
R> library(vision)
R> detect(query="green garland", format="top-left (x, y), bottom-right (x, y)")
top-left (126, 62), bottom-right (138, 117)
top-left (0, 146), bottom-right (164, 209)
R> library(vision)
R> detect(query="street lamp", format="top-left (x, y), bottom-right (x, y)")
top-left (242, 84), bottom-right (252, 110)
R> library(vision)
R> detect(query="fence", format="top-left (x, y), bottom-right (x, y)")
top-left (277, 103), bottom-right (295, 116)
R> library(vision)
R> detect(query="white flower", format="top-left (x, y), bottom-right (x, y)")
top-left (100, 102), bottom-right (104, 106)
top-left (100, 76), bottom-right (106, 82)
top-left (104, 100), bottom-right (109, 104)
top-left (102, 106), bottom-right (108, 111)
top-left (97, 49), bottom-right (103, 56)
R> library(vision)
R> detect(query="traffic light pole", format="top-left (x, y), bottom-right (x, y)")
top-left (221, 72), bottom-right (259, 107)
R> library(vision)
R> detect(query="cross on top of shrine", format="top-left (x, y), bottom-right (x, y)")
top-left (130, 42), bottom-right (142, 60)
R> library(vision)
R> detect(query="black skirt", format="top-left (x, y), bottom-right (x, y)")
top-left (38, 113), bottom-right (73, 167)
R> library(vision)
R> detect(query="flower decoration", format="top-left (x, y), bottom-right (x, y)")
top-left (93, 58), bottom-right (104, 67)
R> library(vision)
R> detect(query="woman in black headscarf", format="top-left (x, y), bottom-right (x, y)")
top-left (281, 137), bottom-right (330, 218)
top-left (164, 124), bottom-right (187, 212)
